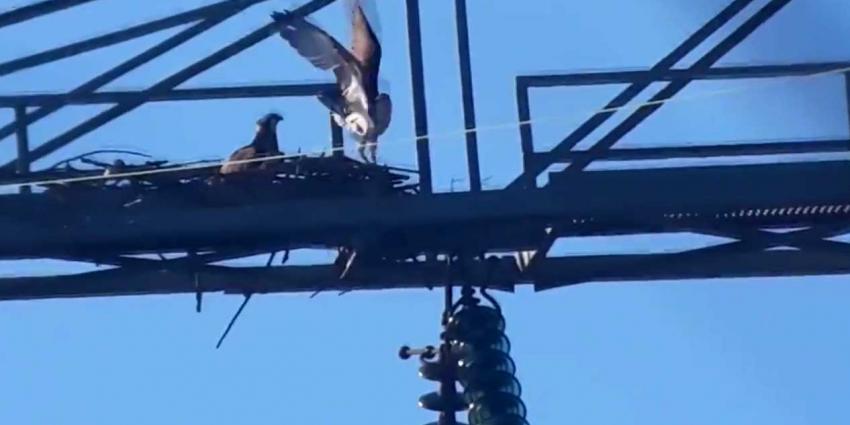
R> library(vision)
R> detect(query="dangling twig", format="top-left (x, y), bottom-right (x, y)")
top-left (215, 293), bottom-right (253, 349)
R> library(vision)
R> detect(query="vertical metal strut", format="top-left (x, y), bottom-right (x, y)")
top-left (454, 0), bottom-right (481, 192)
top-left (405, 0), bottom-right (433, 194)
top-left (13, 105), bottom-right (31, 194)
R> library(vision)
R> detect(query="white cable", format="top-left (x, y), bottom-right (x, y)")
top-left (3, 63), bottom-right (849, 190)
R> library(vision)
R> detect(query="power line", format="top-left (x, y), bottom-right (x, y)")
top-left (3, 63), bottom-right (849, 190)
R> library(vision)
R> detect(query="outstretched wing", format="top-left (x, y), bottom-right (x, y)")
top-left (271, 11), bottom-right (355, 82)
top-left (348, 0), bottom-right (381, 95)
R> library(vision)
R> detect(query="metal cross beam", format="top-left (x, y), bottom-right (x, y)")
top-left (700, 223), bottom-right (850, 260)
top-left (0, 2), bottom-right (258, 144)
top-left (533, 138), bottom-right (850, 163)
top-left (2, 0), bottom-right (849, 304)
top-left (0, 258), bottom-right (520, 302)
top-left (2, 159), bottom-right (849, 259)
top-left (508, 0), bottom-right (787, 189)
top-left (0, 0), bottom-right (260, 77)
top-left (0, 83), bottom-right (336, 107)
top-left (37, 246), bottom-right (301, 303)
top-left (534, 223), bottom-right (850, 290)
top-left (0, 0), bottom-right (339, 172)
top-left (560, 0), bottom-right (793, 175)
top-left (519, 62), bottom-right (850, 87)
top-left (530, 215), bottom-right (850, 290)
top-left (4, 245), bottom-right (850, 301)
top-left (531, 249), bottom-right (850, 290)
top-left (95, 249), bottom-right (284, 270)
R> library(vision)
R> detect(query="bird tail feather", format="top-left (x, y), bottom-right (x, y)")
top-left (346, 0), bottom-right (382, 39)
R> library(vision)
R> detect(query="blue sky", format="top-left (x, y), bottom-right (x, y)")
top-left (2, 0), bottom-right (850, 423)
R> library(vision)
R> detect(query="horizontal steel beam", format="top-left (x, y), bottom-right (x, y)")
top-left (532, 249), bottom-right (850, 290)
top-left (0, 258), bottom-right (519, 301)
top-left (2, 248), bottom-right (850, 301)
top-left (531, 138), bottom-right (850, 163)
top-left (1, 160), bottom-right (850, 259)
top-left (0, 83), bottom-right (335, 107)
top-left (519, 62), bottom-right (850, 88)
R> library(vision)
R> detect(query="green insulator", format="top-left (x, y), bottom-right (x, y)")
top-left (455, 345), bottom-right (516, 375)
top-left (468, 393), bottom-right (527, 425)
top-left (459, 370), bottom-right (522, 403)
top-left (446, 306), bottom-right (506, 337)
top-left (418, 391), bottom-right (467, 413)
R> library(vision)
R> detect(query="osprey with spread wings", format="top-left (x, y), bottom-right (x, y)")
top-left (271, 0), bottom-right (391, 163)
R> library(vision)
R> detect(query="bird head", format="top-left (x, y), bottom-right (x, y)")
top-left (257, 112), bottom-right (284, 127)
top-left (345, 112), bottom-right (371, 137)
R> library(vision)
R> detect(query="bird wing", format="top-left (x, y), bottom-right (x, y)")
top-left (252, 126), bottom-right (279, 153)
top-left (271, 11), bottom-right (356, 83)
top-left (373, 94), bottom-right (392, 135)
top-left (348, 0), bottom-right (381, 95)
top-left (220, 145), bottom-right (257, 174)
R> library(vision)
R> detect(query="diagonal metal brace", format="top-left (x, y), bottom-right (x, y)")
top-left (559, 0), bottom-right (792, 175)
top-left (0, 0), bottom-right (338, 170)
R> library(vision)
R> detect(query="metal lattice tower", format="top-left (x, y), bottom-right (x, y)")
top-left (0, 0), bottom-right (849, 298)
top-left (2, 0), bottom-right (850, 420)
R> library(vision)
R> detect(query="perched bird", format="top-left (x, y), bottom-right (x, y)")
top-left (271, 0), bottom-right (391, 163)
top-left (219, 113), bottom-right (284, 175)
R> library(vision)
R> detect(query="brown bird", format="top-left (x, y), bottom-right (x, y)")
top-left (271, 0), bottom-right (391, 163)
top-left (219, 113), bottom-right (284, 175)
